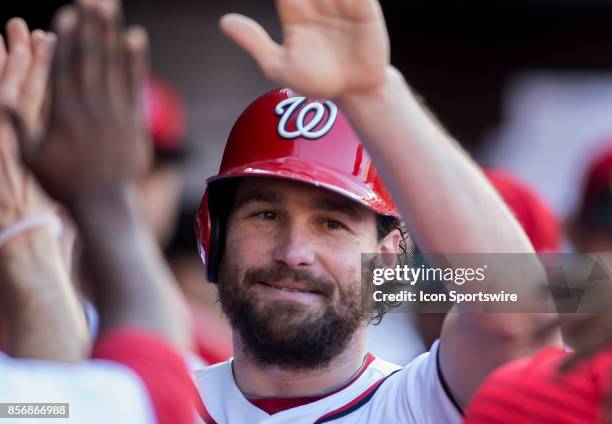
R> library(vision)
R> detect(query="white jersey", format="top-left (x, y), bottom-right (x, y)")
top-left (0, 354), bottom-right (155, 424)
top-left (192, 341), bottom-right (462, 424)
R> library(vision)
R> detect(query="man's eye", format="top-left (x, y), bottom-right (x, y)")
top-left (324, 219), bottom-right (346, 230)
top-left (254, 211), bottom-right (278, 221)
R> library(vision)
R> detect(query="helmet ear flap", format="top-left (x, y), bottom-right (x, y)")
top-left (205, 179), bottom-right (239, 283)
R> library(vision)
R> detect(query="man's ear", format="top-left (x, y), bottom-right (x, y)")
top-left (378, 228), bottom-right (401, 267)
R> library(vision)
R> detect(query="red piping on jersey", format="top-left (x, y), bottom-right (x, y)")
top-left (192, 381), bottom-right (217, 424)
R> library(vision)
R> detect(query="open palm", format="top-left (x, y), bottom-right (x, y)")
top-left (221, 0), bottom-right (390, 98)
top-left (0, 19), bottom-right (57, 228)
top-left (24, 1), bottom-right (150, 206)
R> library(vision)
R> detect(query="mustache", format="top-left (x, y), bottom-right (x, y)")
top-left (243, 264), bottom-right (335, 297)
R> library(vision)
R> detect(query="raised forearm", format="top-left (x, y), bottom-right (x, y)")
top-left (339, 69), bottom-right (554, 310)
top-left (339, 67), bottom-right (561, 404)
top-left (339, 68), bottom-right (533, 255)
top-left (0, 229), bottom-right (89, 361)
top-left (70, 186), bottom-right (190, 351)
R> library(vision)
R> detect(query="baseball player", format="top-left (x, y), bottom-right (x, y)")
top-left (191, 0), bottom-right (562, 423)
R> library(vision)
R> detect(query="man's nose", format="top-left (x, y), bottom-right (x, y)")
top-left (273, 223), bottom-right (316, 268)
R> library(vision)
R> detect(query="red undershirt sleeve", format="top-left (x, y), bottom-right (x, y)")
top-left (92, 329), bottom-right (195, 424)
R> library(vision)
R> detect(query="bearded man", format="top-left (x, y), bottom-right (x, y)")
top-left (192, 1), bottom-right (562, 422)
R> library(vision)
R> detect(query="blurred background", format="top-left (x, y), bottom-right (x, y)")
top-left (5, 0), bottom-right (612, 364)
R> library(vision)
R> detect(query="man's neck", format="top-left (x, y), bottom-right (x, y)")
top-left (232, 328), bottom-right (368, 397)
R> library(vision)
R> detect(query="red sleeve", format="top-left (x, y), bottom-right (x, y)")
top-left (464, 347), bottom-right (611, 424)
top-left (92, 329), bottom-right (195, 424)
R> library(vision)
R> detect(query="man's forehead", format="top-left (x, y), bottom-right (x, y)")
top-left (233, 178), bottom-right (371, 218)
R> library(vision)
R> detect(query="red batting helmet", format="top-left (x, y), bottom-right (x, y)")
top-left (485, 169), bottom-right (561, 253)
top-left (196, 88), bottom-right (398, 282)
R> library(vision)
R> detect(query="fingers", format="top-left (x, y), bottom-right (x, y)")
top-left (76, 0), bottom-right (104, 93)
top-left (52, 6), bottom-right (79, 108)
top-left (31, 32), bottom-right (57, 87)
top-left (0, 18), bottom-right (32, 108)
top-left (53, 0), bottom-right (124, 106)
top-left (219, 14), bottom-right (283, 80)
top-left (99, 0), bottom-right (123, 62)
top-left (123, 26), bottom-right (150, 170)
top-left (96, 0), bottom-right (124, 99)
top-left (123, 26), bottom-right (149, 109)
top-left (71, 0), bottom-right (125, 105)
top-left (19, 31), bottom-right (57, 138)
top-left (76, 0), bottom-right (125, 92)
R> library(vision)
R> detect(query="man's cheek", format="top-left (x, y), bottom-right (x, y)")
top-left (333, 251), bottom-right (361, 277)
top-left (336, 264), bottom-right (363, 298)
top-left (226, 234), bottom-right (259, 263)
top-left (231, 225), bottom-right (275, 254)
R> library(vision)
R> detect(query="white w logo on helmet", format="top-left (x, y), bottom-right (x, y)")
top-left (275, 97), bottom-right (338, 140)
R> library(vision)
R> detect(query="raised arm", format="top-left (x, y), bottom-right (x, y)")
top-left (22, 0), bottom-right (191, 352)
top-left (8, 2), bottom-right (196, 422)
top-left (220, 0), bottom-right (560, 406)
top-left (0, 18), bottom-right (89, 362)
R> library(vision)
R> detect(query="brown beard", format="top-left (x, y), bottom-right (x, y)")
top-left (217, 257), bottom-right (370, 370)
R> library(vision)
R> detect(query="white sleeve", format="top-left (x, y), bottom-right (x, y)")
top-left (374, 340), bottom-right (463, 424)
top-left (0, 356), bottom-right (156, 424)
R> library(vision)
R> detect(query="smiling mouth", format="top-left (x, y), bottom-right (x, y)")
top-left (257, 281), bottom-right (320, 295)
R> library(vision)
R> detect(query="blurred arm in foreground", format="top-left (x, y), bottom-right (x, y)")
top-left (0, 1), bottom-right (195, 422)
top-left (0, 17), bottom-right (88, 362)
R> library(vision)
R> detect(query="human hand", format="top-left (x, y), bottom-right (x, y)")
top-left (220, 0), bottom-right (390, 99)
top-left (0, 18), bottom-right (56, 231)
top-left (24, 0), bottom-right (150, 207)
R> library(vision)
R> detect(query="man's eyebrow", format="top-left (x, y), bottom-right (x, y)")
top-left (234, 190), bottom-right (281, 209)
top-left (315, 197), bottom-right (364, 221)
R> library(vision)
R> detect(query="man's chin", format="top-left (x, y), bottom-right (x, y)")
top-left (224, 295), bottom-right (367, 370)
top-left (253, 297), bottom-right (326, 324)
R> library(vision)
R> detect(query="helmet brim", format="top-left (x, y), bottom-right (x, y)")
top-left (207, 158), bottom-right (399, 217)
